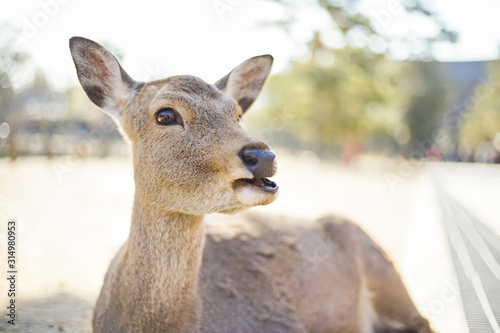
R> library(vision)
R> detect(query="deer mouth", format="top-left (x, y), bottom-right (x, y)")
top-left (235, 177), bottom-right (279, 193)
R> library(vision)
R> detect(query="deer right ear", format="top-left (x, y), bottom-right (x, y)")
top-left (215, 54), bottom-right (273, 113)
top-left (69, 37), bottom-right (142, 119)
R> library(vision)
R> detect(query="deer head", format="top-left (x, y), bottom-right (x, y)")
top-left (69, 37), bottom-right (278, 215)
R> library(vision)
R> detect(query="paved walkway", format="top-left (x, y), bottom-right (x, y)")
top-left (429, 163), bottom-right (500, 333)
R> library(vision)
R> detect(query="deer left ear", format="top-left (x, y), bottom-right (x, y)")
top-left (69, 36), bottom-right (142, 119)
top-left (214, 54), bottom-right (273, 113)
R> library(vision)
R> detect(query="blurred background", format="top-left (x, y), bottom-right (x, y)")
top-left (0, 0), bottom-right (499, 332)
top-left (1, 0), bottom-right (500, 162)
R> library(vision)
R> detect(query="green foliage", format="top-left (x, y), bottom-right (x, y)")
top-left (252, 42), bottom-right (413, 152)
top-left (0, 24), bottom-right (30, 122)
top-left (404, 62), bottom-right (452, 153)
top-left (460, 61), bottom-right (500, 148)
top-left (252, 0), bottom-right (458, 155)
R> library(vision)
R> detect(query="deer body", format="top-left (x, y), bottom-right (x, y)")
top-left (200, 214), bottom-right (378, 333)
top-left (70, 37), bottom-right (433, 333)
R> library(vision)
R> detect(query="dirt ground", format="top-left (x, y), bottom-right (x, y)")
top-left (0, 152), bottom-right (465, 332)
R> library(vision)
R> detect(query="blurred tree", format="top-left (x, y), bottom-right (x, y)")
top-left (459, 60), bottom-right (500, 156)
top-left (253, 39), bottom-right (411, 154)
top-left (0, 24), bottom-right (68, 158)
top-left (0, 24), bottom-right (126, 159)
top-left (404, 62), bottom-right (451, 155)
top-left (0, 24), bottom-right (31, 158)
top-left (253, 0), bottom-right (457, 156)
top-left (0, 24), bottom-right (30, 124)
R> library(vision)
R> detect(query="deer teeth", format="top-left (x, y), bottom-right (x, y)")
top-left (237, 177), bottom-right (278, 191)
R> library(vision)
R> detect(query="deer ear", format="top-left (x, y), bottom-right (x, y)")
top-left (215, 54), bottom-right (273, 113)
top-left (69, 37), bottom-right (142, 119)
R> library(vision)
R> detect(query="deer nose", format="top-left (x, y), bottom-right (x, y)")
top-left (239, 147), bottom-right (277, 178)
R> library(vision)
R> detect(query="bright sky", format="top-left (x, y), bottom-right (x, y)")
top-left (1, 0), bottom-right (500, 90)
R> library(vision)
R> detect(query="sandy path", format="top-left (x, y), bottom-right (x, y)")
top-left (0, 153), bottom-right (458, 332)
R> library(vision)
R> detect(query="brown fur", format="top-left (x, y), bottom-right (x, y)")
top-left (69, 37), bottom-right (434, 333)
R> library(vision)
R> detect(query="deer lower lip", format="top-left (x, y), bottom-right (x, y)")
top-left (238, 177), bottom-right (279, 193)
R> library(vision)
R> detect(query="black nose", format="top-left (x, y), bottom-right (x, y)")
top-left (239, 147), bottom-right (277, 178)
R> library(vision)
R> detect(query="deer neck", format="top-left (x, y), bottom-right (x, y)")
top-left (123, 195), bottom-right (205, 330)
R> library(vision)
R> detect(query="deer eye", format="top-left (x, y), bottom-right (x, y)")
top-left (155, 108), bottom-right (178, 126)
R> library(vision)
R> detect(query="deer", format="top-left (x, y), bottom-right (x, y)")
top-left (69, 36), bottom-right (434, 333)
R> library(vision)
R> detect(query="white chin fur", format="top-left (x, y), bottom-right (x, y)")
top-left (235, 185), bottom-right (278, 207)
